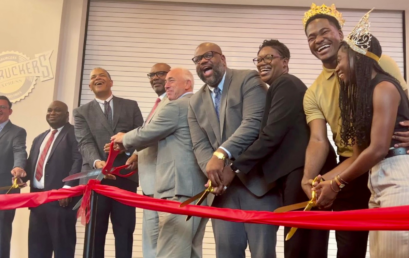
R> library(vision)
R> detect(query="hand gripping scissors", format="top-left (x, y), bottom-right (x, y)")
top-left (179, 181), bottom-right (214, 221)
top-left (62, 142), bottom-right (136, 210)
top-left (0, 178), bottom-right (26, 194)
top-left (274, 176), bottom-right (323, 241)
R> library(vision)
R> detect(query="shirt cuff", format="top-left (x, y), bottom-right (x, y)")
top-left (63, 185), bottom-right (71, 189)
top-left (219, 147), bottom-right (231, 159)
top-left (93, 159), bottom-right (101, 169)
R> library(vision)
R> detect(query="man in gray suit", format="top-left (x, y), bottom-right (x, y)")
top-left (112, 68), bottom-right (208, 258)
top-left (0, 96), bottom-right (27, 258)
top-left (188, 43), bottom-right (279, 258)
top-left (73, 67), bottom-right (143, 258)
top-left (125, 63), bottom-right (171, 258)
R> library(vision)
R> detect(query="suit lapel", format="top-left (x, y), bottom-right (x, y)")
top-left (48, 124), bottom-right (69, 161)
top-left (147, 96), bottom-right (168, 124)
top-left (201, 86), bottom-right (221, 144)
top-left (112, 96), bottom-right (121, 130)
top-left (91, 100), bottom-right (113, 134)
top-left (219, 68), bottom-right (233, 137)
top-left (0, 121), bottom-right (12, 141)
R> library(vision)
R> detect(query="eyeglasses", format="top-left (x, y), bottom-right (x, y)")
top-left (0, 105), bottom-right (10, 110)
top-left (192, 51), bottom-right (222, 64)
top-left (253, 55), bottom-right (282, 65)
top-left (147, 71), bottom-right (168, 79)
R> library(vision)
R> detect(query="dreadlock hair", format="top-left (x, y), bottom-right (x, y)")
top-left (338, 35), bottom-right (395, 148)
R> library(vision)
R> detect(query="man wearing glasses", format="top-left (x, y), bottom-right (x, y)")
top-left (229, 39), bottom-right (332, 258)
top-left (126, 63), bottom-right (170, 258)
top-left (0, 95), bottom-right (27, 258)
top-left (187, 42), bottom-right (275, 258)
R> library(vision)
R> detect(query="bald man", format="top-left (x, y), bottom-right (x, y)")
top-left (188, 42), bottom-right (278, 258)
top-left (126, 63), bottom-right (171, 258)
top-left (112, 68), bottom-right (208, 258)
top-left (25, 101), bottom-right (82, 258)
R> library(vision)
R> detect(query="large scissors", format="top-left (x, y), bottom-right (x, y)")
top-left (0, 178), bottom-right (26, 194)
top-left (274, 176), bottom-right (323, 241)
top-left (63, 142), bottom-right (136, 210)
top-left (179, 181), bottom-right (214, 221)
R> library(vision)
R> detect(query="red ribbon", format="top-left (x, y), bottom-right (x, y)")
top-left (1, 183), bottom-right (408, 231)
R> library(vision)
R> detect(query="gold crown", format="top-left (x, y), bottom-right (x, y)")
top-left (345, 8), bottom-right (379, 62)
top-left (303, 3), bottom-right (345, 29)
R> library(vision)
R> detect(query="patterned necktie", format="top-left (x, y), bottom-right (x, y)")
top-left (146, 98), bottom-right (161, 123)
top-left (104, 100), bottom-right (113, 126)
top-left (35, 129), bottom-right (58, 181)
top-left (214, 87), bottom-right (222, 120)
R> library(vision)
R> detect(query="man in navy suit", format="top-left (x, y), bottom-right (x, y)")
top-left (25, 100), bottom-right (82, 258)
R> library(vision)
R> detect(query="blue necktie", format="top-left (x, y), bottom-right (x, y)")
top-left (214, 87), bottom-right (221, 120)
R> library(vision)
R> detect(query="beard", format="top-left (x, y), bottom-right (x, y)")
top-left (197, 62), bottom-right (225, 87)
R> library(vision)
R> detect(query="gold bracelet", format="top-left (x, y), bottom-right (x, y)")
top-left (334, 176), bottom-right (345, 190)
top-left (330, 180), bottom-right (341, 193)
top-left (337, 175), bottom-right (349, 185)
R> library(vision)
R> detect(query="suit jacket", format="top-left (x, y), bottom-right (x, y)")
top-left (25, 123), bottom-right (82, 190)
top-left (137, 96), bottom-right (170, 195)
top-left (73, 96), bottom-right (143, 183)
top-left (233, 74), bottom-right (309, 184)
top-left (0, 121), bottom-right (27, 190)
top-left (188, 68), bottom-right (269, 197)
top-left (123, 94), bottom-right (207, 199)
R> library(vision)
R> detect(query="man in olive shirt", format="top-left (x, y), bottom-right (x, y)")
top-left (302, 4), bottom-right (408, 258)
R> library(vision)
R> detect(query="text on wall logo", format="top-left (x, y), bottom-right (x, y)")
top-left (0, 51), bottom-right (54, 103)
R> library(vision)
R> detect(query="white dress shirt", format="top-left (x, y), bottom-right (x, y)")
top-left (93, 95), bottom-right (114, 168)
top-left (207, 73), bottom-right (231, 158)
top-left (33, 126), bottom-right (64, 189)
top-left (0, 120), bottom-right (9, 133)
top-left (95, 94), bottom-right (114, 120)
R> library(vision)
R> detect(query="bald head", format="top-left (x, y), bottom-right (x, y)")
top-left (193, 42), bottom-right (226, 87)
top-left (46, 100), bottom-right (69, 129)
top-left (165, 67), bottom-right (194, 100)
top-left (149, 63), bottom-right (171, 96)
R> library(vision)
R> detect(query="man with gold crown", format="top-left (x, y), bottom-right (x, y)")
top-left (301, 4), bottom-right (409, 258)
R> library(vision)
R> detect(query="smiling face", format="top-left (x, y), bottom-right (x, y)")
top-left (0, 99), bottom-right (12, 124)
top-left (149, 63), bottom-right (171, 96)
top-left (336, 45), bottom-right (353, 84)
top-left (306, 18), bottom-right (344, 68)
top-left (46, 101), bottom-right (69, 129)
top-left (256, 46), bottom-right (288, 85)
top-left (194, 43), bottom-right (226, 87)
top-left (89, 68), bottom-right (113, 99)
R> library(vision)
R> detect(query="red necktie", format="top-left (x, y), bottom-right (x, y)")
top-left (146, 98), bottom-right (161, 123)
top-left (35, 129), bottom-right (58, 181)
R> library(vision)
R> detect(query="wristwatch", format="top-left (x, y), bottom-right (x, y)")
top-left (334, 176), bottom-right (345, 190)
top-left (230, 163), bottom-right (240, 173)
top-left (213, 151), bottom-right (226, 160)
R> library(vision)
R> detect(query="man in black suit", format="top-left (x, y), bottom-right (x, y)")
top-left (0, 96), bottom-right (27, 258)
top-left (73, 67), bottom-right (143, 258)
top-left (25, 100), bottom-right (82, 258)
top-left (223, 40), bottom-right (335, 258)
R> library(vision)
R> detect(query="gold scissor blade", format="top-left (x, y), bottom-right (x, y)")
top-left (186, 190), bottom-right (210, 221)
top-left (275, 201), bottom-right (310, 213)
top-left (0, 185), bottom-right (13, 191)
top-left (285, 201), bottom-right (315, 241)
top-left (179, 191), bottom-right (206, 208)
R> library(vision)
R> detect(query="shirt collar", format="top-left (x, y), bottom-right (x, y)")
top-left (0, 120), bottom-right (9, 130)
top-left (158, 93), bottom-right (166, 100)
top-left (208, 72), bottom-right (227, 92)
top-left (322, 66), bottom-right (336, 80)
top-left (50, 125), bottom-right (65, 133)
top-left (95, 94), bottom-right (113, 104)
top-left (178, 92), bottom-right (193, 99)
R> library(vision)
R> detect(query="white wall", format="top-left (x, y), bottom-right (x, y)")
top-left (1, 0), bottom-right (408, 257)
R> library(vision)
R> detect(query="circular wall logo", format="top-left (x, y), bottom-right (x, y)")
top-left (0, 51), bottom-right (54, 103)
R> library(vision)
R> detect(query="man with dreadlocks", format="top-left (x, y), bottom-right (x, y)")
top-left (314, 9), bottom-right (409, 258)
top-left (302, 4), bottom-right (408, 258)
